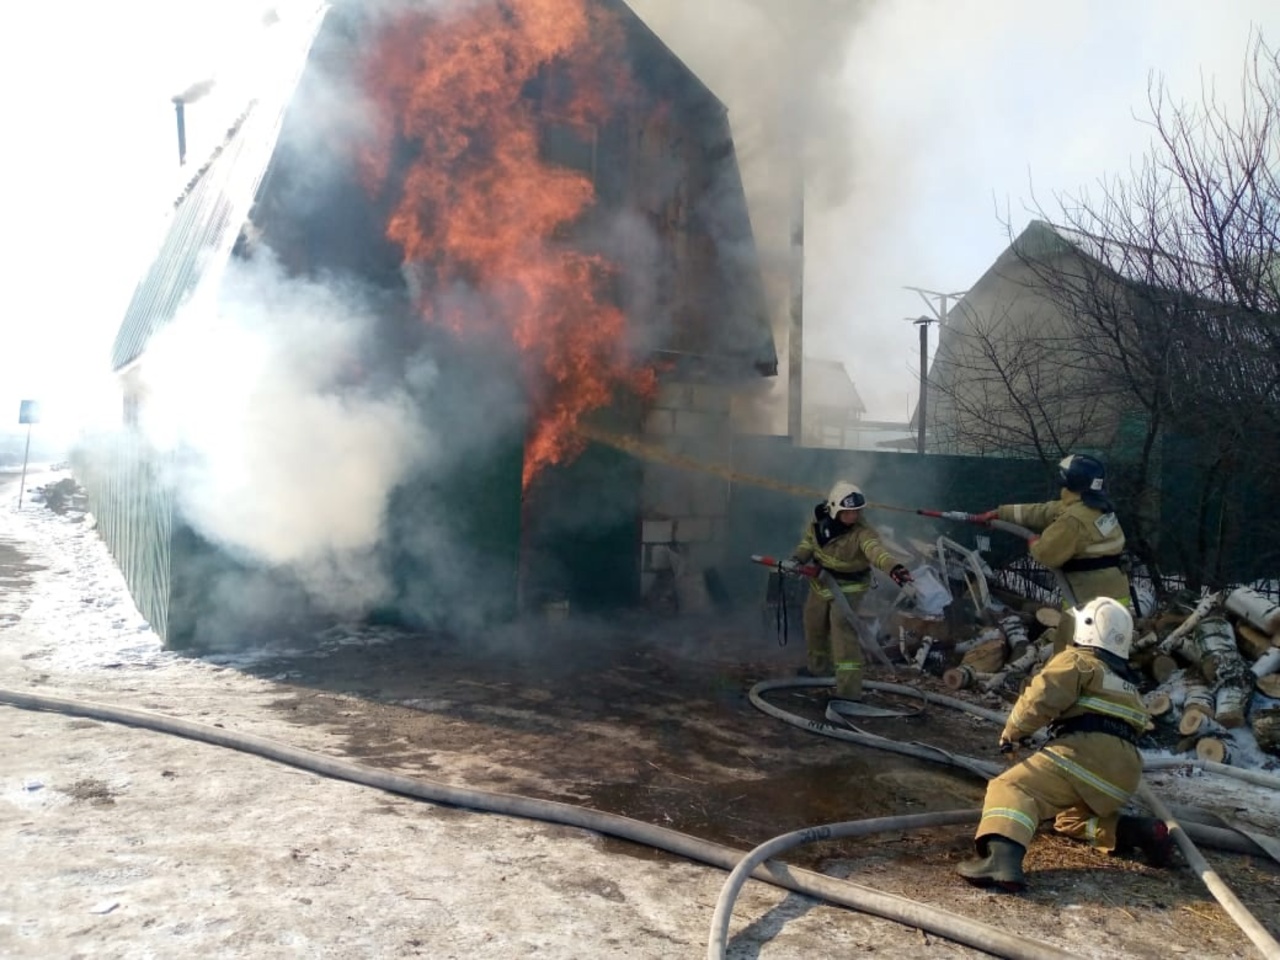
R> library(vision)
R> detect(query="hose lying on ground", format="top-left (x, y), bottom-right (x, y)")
top-left (706, 809), bottom-right (1078, 960)
top-left (0, 687), bottom-right (1080, 960)
top-left (1137, 782), bottom-right (1280, 960)
top-left (747, 676), bottom-right (1280, 956)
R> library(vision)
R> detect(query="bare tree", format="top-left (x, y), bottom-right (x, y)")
top-left (935, 32), bottom-right (1280, 595)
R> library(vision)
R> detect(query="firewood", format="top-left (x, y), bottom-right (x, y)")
top-left (1195, 737), bottom-right (1230, 764)
top-left (1150, 655), bottom-right (1178, 684)
top-left (1179, 709), bottom-right (1216, 737)
top-left (1183, 678), bottom-right (1215, 718)
top-left (960, 635), bottom-right (1007, 674)
top-left (1197, 618), bottom-right (1244, 682)
top-left (1214, 684), bottom-right (1249, 728)
top-left (943, 665), bottom-right (977, 690)
top-left (1035, 607), bottom-right (1062, 628)
top-left (1236, 623), bottom-right (1276, 660)
top-left (1189, 618), bottom-right (1252, 728)
top-left (1257, 674), bottom-right (1280, 699)
top-left (1224, 586), bottom-right (1280, 635)
top-left (1252, 647), bottom-right (1280, 680)
top-left (1253, 707), bottom-right (1280, 756)
top-left (1154, 592), bottom-right (1223, 655)
top-left (1144, 691), bottom-right (1172, 718)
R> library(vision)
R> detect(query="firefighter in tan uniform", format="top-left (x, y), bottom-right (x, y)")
top-left (957, 597), bottom-right (1173, 891)
top-left (976, 454), bottom-right (1130, 652)
top-left (782, 482), bottom-right (912, 700)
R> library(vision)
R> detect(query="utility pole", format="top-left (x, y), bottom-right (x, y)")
top-left (903, 287), bottom-right (965, 455)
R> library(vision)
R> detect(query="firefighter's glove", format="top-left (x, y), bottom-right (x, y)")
top-left (779, 557), bottom-right (803, 575)
top-left (974, 510), bottom-right (999, 524)
top-left (889, 564), bottom-right (913, 587)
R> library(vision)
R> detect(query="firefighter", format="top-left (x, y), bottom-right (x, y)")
top-left (781, 481), bottom-right (913, 700)
top-left (976, 454), bottom-right (1130, 652)
top-left (956, 597), bottom-right (1173, 892)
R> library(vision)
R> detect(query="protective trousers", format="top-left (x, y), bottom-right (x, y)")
top-left (973, 733), bottom-right (1141, 852)
top-left (803, 588), bottom-right (864, 699)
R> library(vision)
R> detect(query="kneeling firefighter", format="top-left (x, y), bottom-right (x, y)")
top-left (957, 597), bottom-right (1173, 891)
top-left (781, 481), bottom-right (912, 700)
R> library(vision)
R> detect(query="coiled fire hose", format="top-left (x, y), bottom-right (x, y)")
top-left (0, 687), bottom-right (1084, 960)
top-left (741, 677), bottom-right (1280, 960)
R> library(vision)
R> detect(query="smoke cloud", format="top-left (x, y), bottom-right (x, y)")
top-left (139, 254), bottom-right (435, 611)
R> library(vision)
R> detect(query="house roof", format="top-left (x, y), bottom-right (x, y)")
top-left (803, 357), bottom-right (866, 414)
top-left (111, 7), bottom-right (327, 372)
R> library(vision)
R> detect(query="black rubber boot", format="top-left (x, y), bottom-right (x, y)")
top-left (1114, 816), bottom-right (1175, 867)
top-left (957, 837), bottom-right (1027, 892)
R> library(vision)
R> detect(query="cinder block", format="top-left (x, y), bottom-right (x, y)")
top-left (691, 384), bottom-right (731, 414)
top-left (655, 383), bottom-right (691, 409)
top-left (674, 517), bottom-right (713, 543)
top-left (642, 519), bottom-right (674, 543)
top-left (674, 410), bottom-right (717, 437)
top-left (643, 410), bottom-right (675, 435)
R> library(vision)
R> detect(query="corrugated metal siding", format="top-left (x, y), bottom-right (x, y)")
top-left (111, 7), bottom-right (329, 372)
top-left (74, 434), bottom-right (174, 639)
top-left (86, 8), bottom-right (329, 646)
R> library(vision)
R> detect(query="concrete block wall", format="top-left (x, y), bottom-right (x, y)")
top-left (639, 380), bottom-right (732, 606)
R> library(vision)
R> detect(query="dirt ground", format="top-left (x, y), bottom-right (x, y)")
top-left (3, 469), bottom-right (1280, 959)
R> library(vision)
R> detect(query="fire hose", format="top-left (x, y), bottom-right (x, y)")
top-left (0, 687), bottom-right (1087, 960)
top-left (739, 676), bottom-right (1280, 960)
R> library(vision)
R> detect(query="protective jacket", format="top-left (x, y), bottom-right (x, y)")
top-left (794, 504), bottom-right (900, 600)
top-left (975, 646), bottom-right (1150, 851)
top-left (996, 489), bottom-right (1129, 609)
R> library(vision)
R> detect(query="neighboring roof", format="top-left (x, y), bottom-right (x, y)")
top-left (110, 8), bottom-right (328, 372)
top-left (803, 357), bottom-right (866, 415)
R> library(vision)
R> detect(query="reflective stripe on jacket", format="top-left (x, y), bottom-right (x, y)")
top-left (1002, 647), bottom-right (1150, 744)
top-left (793, 513), bottom-right (900, 600)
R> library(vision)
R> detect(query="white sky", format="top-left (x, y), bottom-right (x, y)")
top-left (0, 0), bottom-right (1276, 443)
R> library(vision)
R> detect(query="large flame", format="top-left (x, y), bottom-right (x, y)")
top-left (360, 0), bottom-right (657, 488)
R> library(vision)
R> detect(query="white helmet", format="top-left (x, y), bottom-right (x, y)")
top-left (826, 481), bottom-right (866, 517)
top-left (1072, 597), bottom-right (1134, 659)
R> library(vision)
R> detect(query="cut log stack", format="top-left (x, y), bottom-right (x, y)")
top-left (1196, 617), bottom-right (1251, 728)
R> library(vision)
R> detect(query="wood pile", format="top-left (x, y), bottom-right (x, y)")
top-left (1136, 586), bottom-right (1280, 762)
top-left (890, 582), bottom-right (1279, 768)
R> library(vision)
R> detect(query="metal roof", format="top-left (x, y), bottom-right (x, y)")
top-left (110, 7), bottom-right (328, 372)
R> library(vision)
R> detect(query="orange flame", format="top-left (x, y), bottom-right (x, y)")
top-left (361, 0), bottom-right (657, 488)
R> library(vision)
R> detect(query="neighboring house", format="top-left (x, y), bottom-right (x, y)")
top-left (800, 357), bottom-right (866, 448)
top-left (924, 218), bottom-right (1280, 585)
top-left (924, 220), bottom-right (1176, 458)
top-left (81, 0), bottom-right (777, 647)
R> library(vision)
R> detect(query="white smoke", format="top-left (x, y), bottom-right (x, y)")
top-left (139, 253), bottom-right (435, 613)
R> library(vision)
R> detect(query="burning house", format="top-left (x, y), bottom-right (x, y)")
top-left (82, 0), bottom-right (777, 647)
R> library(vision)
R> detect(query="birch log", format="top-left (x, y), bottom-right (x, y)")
top-left (1224, 586), bottom-right (1280, 635)
top-left (1151, 592), bottom-right (1223, 655)
top-left (1253, 707), bottom-right (1280, 756)
top-left (1237, 623), bottom-right (1276, 661)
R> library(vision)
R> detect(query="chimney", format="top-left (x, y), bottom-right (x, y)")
top-left (172, 97), bottom-right (187, 167)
